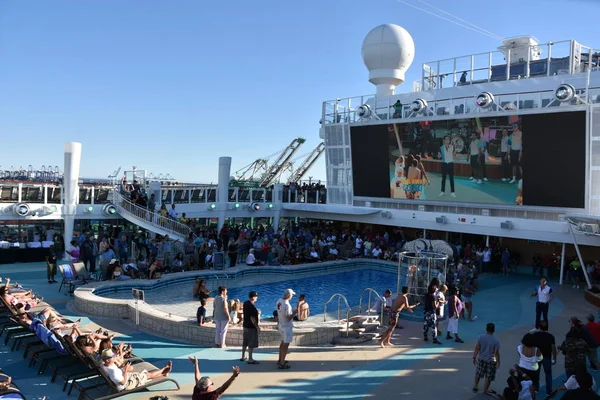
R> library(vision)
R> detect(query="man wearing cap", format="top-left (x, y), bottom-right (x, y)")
top-left (276, 288), bottom-right (296, 369)
top-left (240, 291), bottom-right (260, 364)
top-left (189, 356), bottom-right (240, 400)
top-left (100, 348), bottom-right (172, 391)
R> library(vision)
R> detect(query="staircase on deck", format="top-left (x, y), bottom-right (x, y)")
top-left (112, 190), bottom-right (194, 242)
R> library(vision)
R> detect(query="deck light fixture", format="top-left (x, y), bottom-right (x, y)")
top-left (475, 92), bottom-right (494, 109)
top-left (356, 104), bottom-right (372, 119)
top-left (102, 204), bottom-right (117, 216)
top-left (13, 203), bottom-right (30, 217)
top-left (410, 99), bottom-right (428, 113)
top-left (554, 84), bottom-right (575, 102)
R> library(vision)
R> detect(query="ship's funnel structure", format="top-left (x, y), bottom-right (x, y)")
top-left (63, 142), bottom-right (82, 248)
top-left (498, 36), bottom-right (542, 63)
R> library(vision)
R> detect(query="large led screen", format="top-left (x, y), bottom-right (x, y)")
top-left (351, 111), bottom-right (586, 209)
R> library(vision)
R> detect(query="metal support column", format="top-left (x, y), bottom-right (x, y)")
top-left (559, 242), bottom-right (566, 285)
top-left (567, 224), bottom-right (592, 289)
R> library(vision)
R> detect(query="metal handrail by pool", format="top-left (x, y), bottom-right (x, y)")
top-left (323, 293), bottom-right (351, 337)
top-left (358, 288), bottom-right (384, 327)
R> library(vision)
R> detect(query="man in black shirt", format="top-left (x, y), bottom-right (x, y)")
top-left (240, 291), bottom-right (260, 364)
top-left (47, 245), bottom-right (58, 284)
top-left (533, 320), bottom-right (557, 395)
top-left (80, 236), bottom-right (97, 273)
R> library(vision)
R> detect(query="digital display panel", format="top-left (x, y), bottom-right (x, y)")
top-left (350, 111), bottom-right (586, 209)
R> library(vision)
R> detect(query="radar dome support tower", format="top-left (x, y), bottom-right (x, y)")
top-left (361, 24), bottom-right (415, 97)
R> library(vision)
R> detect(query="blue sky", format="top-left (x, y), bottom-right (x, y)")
top-left (1, 0), bottom-right (598, 183)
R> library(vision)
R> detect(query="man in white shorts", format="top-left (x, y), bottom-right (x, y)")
top-left (276, 288), bottom-right (296, 369)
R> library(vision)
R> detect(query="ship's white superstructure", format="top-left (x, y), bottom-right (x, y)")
top-left (1, 24), bottom-right (600, 255)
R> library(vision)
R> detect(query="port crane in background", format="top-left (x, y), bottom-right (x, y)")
top-left (288, 142), bottom-right (325, 184)
top-left (258, 138), bottom-right (306, 187)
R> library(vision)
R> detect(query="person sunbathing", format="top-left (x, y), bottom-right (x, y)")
top-left (75, 331), bottom-right (115, 354)
top-left (0, 285), bottom-right (41, 309)
top-left (100, 348), bottom-right (172, 391)
top-left (98, 339), bottom-right (133, 367)
top-left (0, 376), bottom-right (12, 390)
top-left (46, 315), bottom-right (82, 340)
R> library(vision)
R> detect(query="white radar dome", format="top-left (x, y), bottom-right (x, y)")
top-left (361, 24), bottom-right (415, 96)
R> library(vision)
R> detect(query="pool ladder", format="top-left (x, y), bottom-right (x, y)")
top-left (208, 273), bottom-right (230, 290)
top-left (358, 288), bottom-right (384, 328)
top-left (323, 293), bottom-right (351, 337)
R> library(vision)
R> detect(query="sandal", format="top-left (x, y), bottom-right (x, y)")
top-left (472, 387), bottom-right (478, 393)
top-left (239, 357), bottom-right (247, 362)
top-left (247, 360), bottom-right (260, 364)
top-left (277, 363), bottom-right (290, 369)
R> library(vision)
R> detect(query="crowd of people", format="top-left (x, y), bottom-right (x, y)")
top-left (370, 273), bottom-right (600, 399)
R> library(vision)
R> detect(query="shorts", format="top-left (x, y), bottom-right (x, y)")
top-left (35, 311), bottom-right (48, 322)
top-left (510, 150), bottom-right (521, 167)
top-left (475, 359), bottom-right (497, 381)
top-left (447, 317), bottom-right (459, 334)
top-left (243, 327), bottom-right (259, 349)
top-left (122, 370), bottom-right (148, 390)
top-left (388, 311), bottom-right (399, 327)
top-left (463, 296), bottom-right (472, 303)
top-left (278, 325), bottom-right (293, 344)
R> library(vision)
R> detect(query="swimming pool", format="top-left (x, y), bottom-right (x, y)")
top-left (226, 268), bottom-right (398, 316)
top-left (96, 268), bottom-right (400, 318)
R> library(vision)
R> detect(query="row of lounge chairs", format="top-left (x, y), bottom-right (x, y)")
top-left (0, 280), bottom-right (180, 399)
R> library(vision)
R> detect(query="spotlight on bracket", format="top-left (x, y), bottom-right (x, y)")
top-left (233, 203), bottom-right (240, 209)
top-left (475, 92), bottom-right (494, 109)
top-left (208, 203), bottom-right (217, 210)
top-left (13, 203), bottom-right (30, 217)
top-left (356, 104), bottom-right (372, 119)
top-left (249, 202), bottom-right (261, 211)
top-left (267, 203), bottom-right (273, 209)
top-left (410, 99), bottom-right (428, 113)
top-left (554, 84), bottom-right (576, 102)
top-left (84, 206), bottom-right (94, 214)
top-left (102, 204), bottom-right (117, 216)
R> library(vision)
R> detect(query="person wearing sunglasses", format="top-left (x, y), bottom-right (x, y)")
top-left (190, 356), bottom-right (240, 399)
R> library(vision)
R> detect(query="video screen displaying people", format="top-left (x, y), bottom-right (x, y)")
top-left (388, 115), bottom-right (522, 205)
top-left (351, 111), bottom-right (586, 209)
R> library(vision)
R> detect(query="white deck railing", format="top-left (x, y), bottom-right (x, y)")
top-left (113, 191), bottom-right (195, 239)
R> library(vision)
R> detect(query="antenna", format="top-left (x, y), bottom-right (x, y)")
top-left (395, 0), bottom-right (503, 41)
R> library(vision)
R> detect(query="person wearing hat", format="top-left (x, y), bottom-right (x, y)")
top-left (100, 348), bottom-right (172, 391)
top-left (240, 291), bottom-right (260, 364)
top-left (246, 249), bottom-right (261, 267)
top-left (189, 356), bottom-right (240, 399)
top-left (275, 288), bottom-right (296, 369)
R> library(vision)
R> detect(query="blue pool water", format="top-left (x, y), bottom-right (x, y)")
top-left (227, 269), bottom-right (398, 316)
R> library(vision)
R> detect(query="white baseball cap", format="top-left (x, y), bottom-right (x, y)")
top-left (283, 288), bottom-right (296, 297)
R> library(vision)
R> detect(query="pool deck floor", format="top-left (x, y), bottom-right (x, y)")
top-left (0, 261), bottom-right (598, 399)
